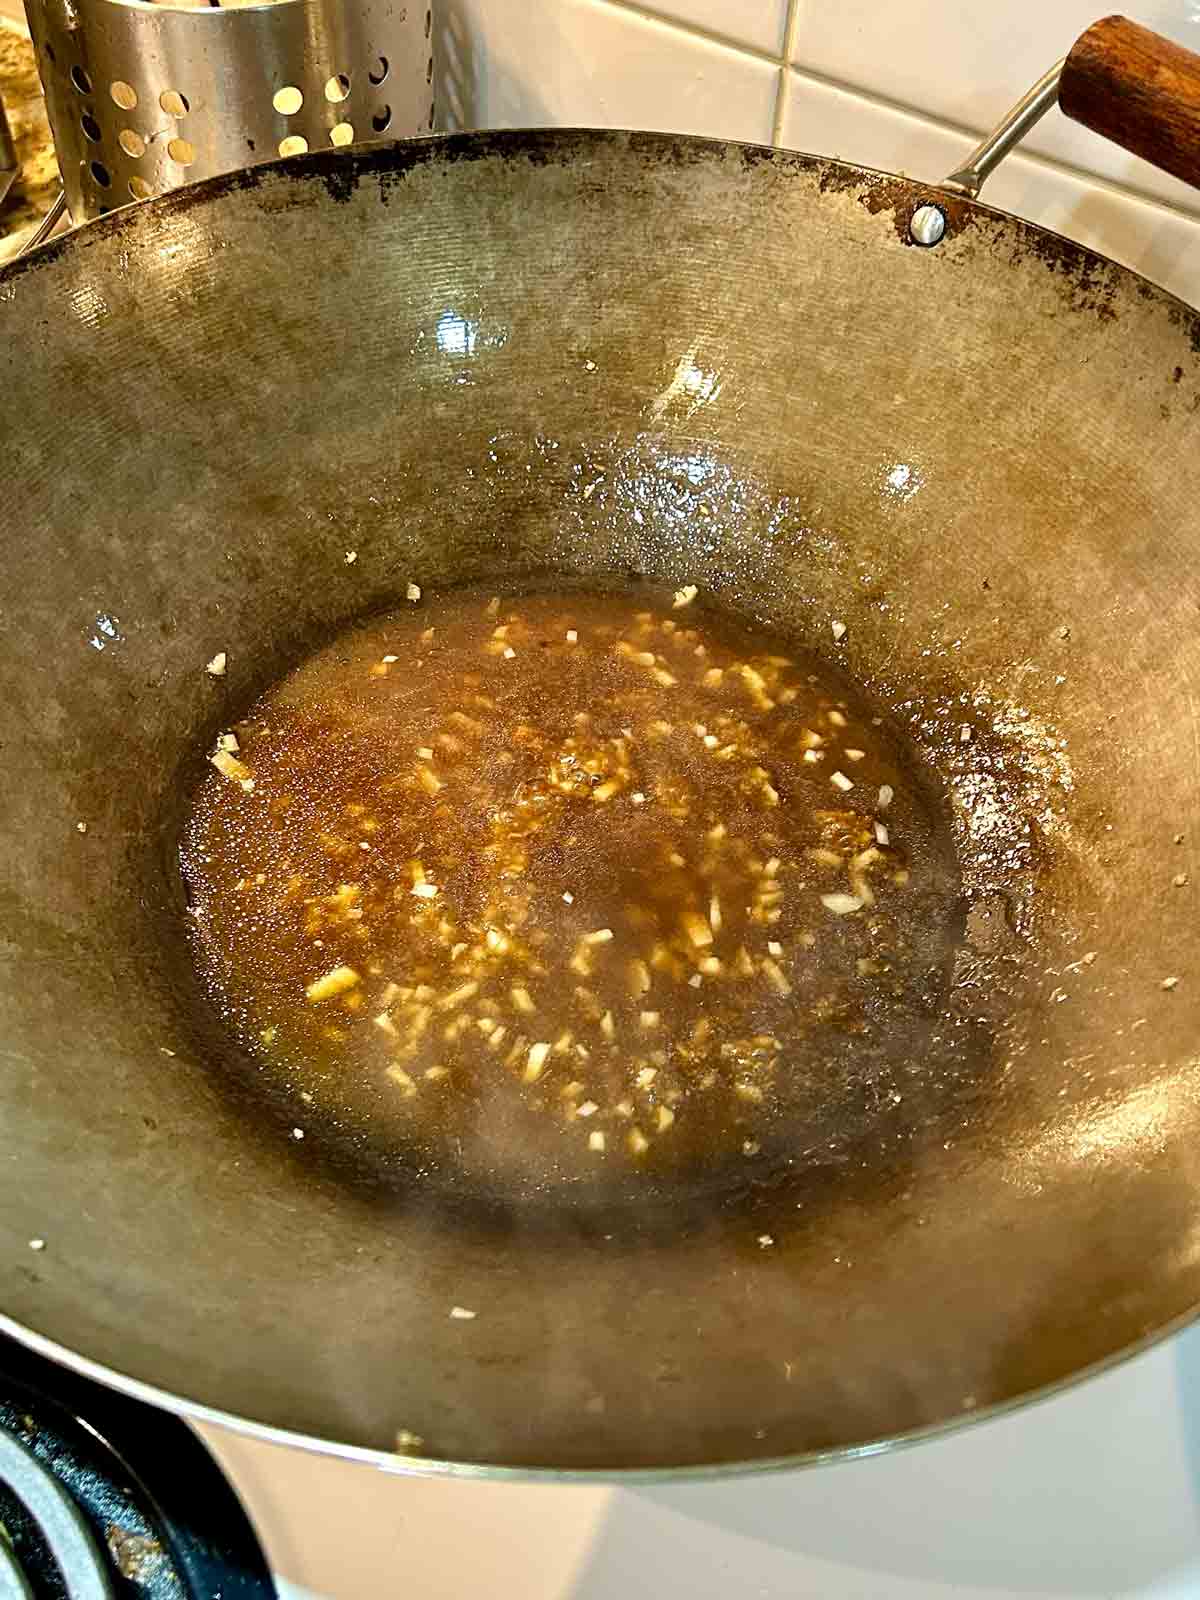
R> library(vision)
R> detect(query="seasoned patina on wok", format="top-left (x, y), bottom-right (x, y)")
top-left (1, 106), bottom-right (1200, 1473)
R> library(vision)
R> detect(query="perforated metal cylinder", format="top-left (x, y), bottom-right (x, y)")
top-left (25, 0), bottom-right (434, 221)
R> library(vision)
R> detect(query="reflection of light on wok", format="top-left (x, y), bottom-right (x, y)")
top-left (436, 310), bottom-right (477, 356)
top-left (882, 461), bottom-right (924, 502)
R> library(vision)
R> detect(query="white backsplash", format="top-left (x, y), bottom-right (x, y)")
top-left (439, 0), bottom-right (1200, 306)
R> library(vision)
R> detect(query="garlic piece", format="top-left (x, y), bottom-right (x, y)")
top-left (821, 892), bottom-right (864, 915)
top-left (305, 965), bottom-right (360, 1003)
top-left (524, 1041), bottom-right (551, 1081)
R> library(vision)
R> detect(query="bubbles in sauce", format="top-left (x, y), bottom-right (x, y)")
top-left (180, 586), bottom-right (960, 1194)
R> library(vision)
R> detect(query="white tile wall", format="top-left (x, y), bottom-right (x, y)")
top-left (630, 0), bottom-right (787, 56)
top-left (438, 0), bottom-right (1200, 307)
top-left (437, 0), bottom-right (778, 144)
top-left (789, 0), bottom-right (1200, 217)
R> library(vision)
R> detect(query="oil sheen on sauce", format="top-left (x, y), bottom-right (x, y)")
top-left (180, 586), bottom-right (959, 1193)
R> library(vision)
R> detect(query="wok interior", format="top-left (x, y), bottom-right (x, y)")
top-left (179, 579), bottom-right (967, 1220)
top-left (3, 132), bottom-right (1200, 1471)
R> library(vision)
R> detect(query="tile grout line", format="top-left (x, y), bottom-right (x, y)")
top-left (593, 0), bottom-right (787, 67)
top-left (782, 60), bottom-right (1200, 226)
top-left (771, 0), bottom-right (803, 145)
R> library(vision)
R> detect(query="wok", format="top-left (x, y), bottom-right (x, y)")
top-left (3, 15), bottom-right (1200, 1477)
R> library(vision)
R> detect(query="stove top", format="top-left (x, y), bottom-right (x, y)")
top-left (0, 1331), bottom-right (276, 1599)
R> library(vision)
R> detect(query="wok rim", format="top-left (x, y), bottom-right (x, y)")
top-left (5, 124), bottom-right (1199, 328)
top-left (5, 125), bottom-right (1200, 1480)
top-left (2, 1298), bottom-right (1196, 1481)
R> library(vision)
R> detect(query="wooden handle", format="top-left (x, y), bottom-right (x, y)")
top-left (1060, 15), bottom-right (1200, 189)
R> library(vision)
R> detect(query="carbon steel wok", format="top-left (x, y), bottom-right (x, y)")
top-left (3, 16), bottom-right (1200, 1477)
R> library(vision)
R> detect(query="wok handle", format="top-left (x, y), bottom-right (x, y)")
top-left (1059, 15), bottom-right (1200, 189)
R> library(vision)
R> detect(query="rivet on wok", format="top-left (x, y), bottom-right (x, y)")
top-left (909, 203), bottom-right (947, 247)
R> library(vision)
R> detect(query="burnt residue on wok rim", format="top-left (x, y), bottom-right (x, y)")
top-left (1, 130), bottom-right (1200, 1472)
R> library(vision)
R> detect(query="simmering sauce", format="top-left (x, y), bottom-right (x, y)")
top-left (181, 586), bottom-right (958, 1187)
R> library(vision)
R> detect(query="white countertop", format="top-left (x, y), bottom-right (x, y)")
top-left (198, 1317), bottom-right (1200, 1600)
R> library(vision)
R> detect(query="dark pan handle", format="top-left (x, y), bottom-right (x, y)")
top-left (1060, 15), bottom-right (1200, 190)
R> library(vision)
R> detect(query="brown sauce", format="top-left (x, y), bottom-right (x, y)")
top-left (180, 585), bottom-right (959, 1191)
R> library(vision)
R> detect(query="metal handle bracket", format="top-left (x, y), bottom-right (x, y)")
top-left (940, 60), bottom-right (1065, 199)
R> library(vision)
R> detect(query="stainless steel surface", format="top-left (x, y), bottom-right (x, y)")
top-left (942, 60), bottom-right (1065, 198)
top-left (0, 91), bottom-right (16, 206)
top-left (19, 183), bottom-right (64, 249)
top-left (1, 131), bottom-right (1200, 1477)
top-left (23, 0), bottom-right (434, 221)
